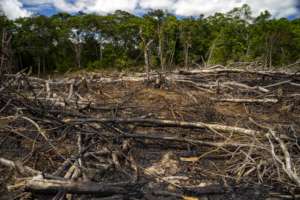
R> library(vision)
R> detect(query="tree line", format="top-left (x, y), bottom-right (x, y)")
top-left (0, 4), bottom-right (300, 74)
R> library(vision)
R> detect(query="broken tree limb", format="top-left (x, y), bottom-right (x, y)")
top-left (67, 118), bottom-right (261, 136)
top-left (268, 130), bottom-right (300, 187)
top-left (0, 157), bottom-right (67, 180)
top-left (172, 79), bottom-right (215, 93)
top-left (23, 178), bottom-right (129, 195)
top-left (222, 81), bottom-right (270, 93)
top-left (179, 68), bottom-right (299, 77)
top-left (166, 76), bottom-right (270, 93)
top-left (45, 81), bottom-right (51, 98)
top-left (249, 117), bottom-right (300, 187)
top-left (120, 132), bottom-right (256, 148)
top-left (0, 157), bottom-right (40, 176)
top-left (264, 80), bottom-right (300, 88)
top-left (212, 98), bottom-right (278, 104)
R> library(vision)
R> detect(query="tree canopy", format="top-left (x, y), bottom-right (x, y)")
top-left (1, 4), bottom-right (300, 74)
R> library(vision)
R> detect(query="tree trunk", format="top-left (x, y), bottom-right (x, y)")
top-left (0, 30), bottom-right (12, 74)
top-left (264, 38), bottom-right (268, 70)
top-left (158, 26), bottom-right (165, 71)
top-left (207, 39), bottom-right (217, 66)
top-left (144, 40), bottom-right (153, 80)
top-left (43, 56), bottom-right (46, 74)
top-left (139, 27), bottom-right (153, 80)
top-left (0, 31), bottom-right (5, 74)
top-left (144, 45), bottom-right (150, 80)
top-left (168, 40), bottom-right (177, 68)
top-left (37, 57), bottom-right (41, 77)
top-left (98, 39), bottom-right (103, 61)
top-left (19, 54), bottom-right (23, 71)
top-left (269, 39), bottom-right (273, 68)
top-left (184, 43), bottom-right (190, 69)
top-left (74, 44), bottom-right (82, 68)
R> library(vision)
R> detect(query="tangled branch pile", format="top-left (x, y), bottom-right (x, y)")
top-left (0, 67), bottom-right (300, 199)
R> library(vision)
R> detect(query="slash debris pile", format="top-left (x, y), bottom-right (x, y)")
top-left (0, 66), bottom-right (300, 200)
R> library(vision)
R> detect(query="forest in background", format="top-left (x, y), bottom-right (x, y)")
top-left (1, 4), bottom-right (300, 74)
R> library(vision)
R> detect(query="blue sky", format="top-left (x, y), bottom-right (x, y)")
top-left (23, 3), bottom-right (56, 16)
top-left (1, 0), bottom-right (300, 20)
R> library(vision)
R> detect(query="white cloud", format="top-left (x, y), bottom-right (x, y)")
top-left (21, 0), bottom-right (53, 5)
top-left (0, 0), bottom-right (31, 19)
top-left (172, 0), bottom-right (299, 17)
top-left (173, 0), bottom-right (240, 16)
top-left (139, 0), bottom-right (175, 10)
top-left (53, 0), bottom-right (85, 13)
top-left (244, 0), bottom-right (299, 18)
top-left (51, 0), bottom-right (138, 14)
top-left (54, 0), bottom-right (300, 17)
top-left (0, 0), bottom-right (299, 19)
top-left (86, 0), bottom-right (138, 14)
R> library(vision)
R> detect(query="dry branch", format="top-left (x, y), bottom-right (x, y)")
top-left (179, 68), bottom-right (299, 77)
top-left (222, 81), bottom-right (270, 93)
top-left (0, 157), bottom-right (40, 176)
top-left (68, 118), bottom-right (261, 136)
top-left (23, 178), bottom-right (129, 195)
top-left (212, 98), bottom-right (278, 104)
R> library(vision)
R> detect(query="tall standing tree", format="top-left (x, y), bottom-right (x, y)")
top-left (68, 15), bottom-right (86, 68)
top-left (137, 16), bottom-right (155, 78)
top-left (0, 15), bottom-right (13, 73)
top-left (145, 10), bottom-right (167, 71)
top-left (180, 18), bottom-right (194, 68)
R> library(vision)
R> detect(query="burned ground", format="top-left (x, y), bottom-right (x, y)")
top-left (0, 67), bottom-right (300, 200)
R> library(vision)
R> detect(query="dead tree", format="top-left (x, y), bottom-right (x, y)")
top-left (139, 27), bottom-right (153, 80)
top-left (69, 29), bottom-right (84, 69)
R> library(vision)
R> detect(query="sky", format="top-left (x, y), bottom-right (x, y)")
top-left (0, 0), bottom-right (299, 20)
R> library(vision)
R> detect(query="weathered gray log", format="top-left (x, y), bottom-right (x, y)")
top-left (212, 98), bottom-right (278, 103)
top-left (68, 118), bottom-right (260, 136)
top-left (0, 157), bottom-right (40, 176)
top-left (179, 68), bottom-right (298, 77)
top-left (0, 157), bottom-right (66, 180)
top-left (120, 132), bottom-right (254, 147)
top-left (24, 178), bottom-right (128, 195)
top-left (264, 80), bottom-right (300, 88)
top-left (222, 81), bottom-right (270, 93)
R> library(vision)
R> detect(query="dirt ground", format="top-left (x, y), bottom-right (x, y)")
top-left (0, 68), bottom-right (300, 199)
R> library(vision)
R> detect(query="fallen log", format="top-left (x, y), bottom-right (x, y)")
top-left (264, 80), bottom-right (300, 88)
top-left (179, 68), bottom-right (299, 77)
top-left (120, 132), bottom-right (255, 148)
top-left (212, 98), bottom-right (278, 104)
top-left (153, 185), bottom-right (227, 197)
top-left (23, 178), bottom-right (129, 195)
top-left (222, 81), bottom-right (270, 93)
top-left (0, 157), bottom-right (40, 176)
top-left (169, 78), bottom-right (270, 93)
top-left (0, 157), bottom-right (67, 180)
top-left (67, 118), bottom-right (261, 136)
top-left (1, 152), bottom-right (133, 196)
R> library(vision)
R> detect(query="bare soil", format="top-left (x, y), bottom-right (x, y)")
top-left (0, 68), bottom-right (300, 199)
